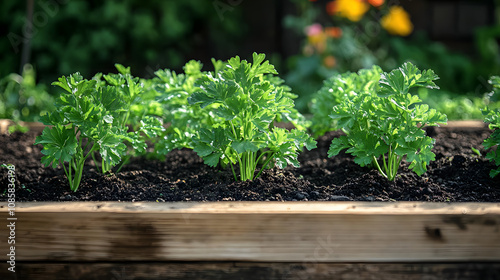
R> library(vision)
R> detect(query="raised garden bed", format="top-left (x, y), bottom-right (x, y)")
top-left (0, 120), bottom-right (498, 202)
top-left (0, 120), bottom-right (500, 279)
top-left (0, 202), bottom-right (499, 279)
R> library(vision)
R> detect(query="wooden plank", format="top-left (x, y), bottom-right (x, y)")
top-left (1, 202), bottom-right (499, 262)
top-left (0, 119), bottom-right (488, 135)
top-left (442, 120), bottom-right (486, 128)
top-left (0, 119), bottom-right (46, 134)
top-left (0, 262), bottom-right (499, 280)
top-left (7, 201), bottom-right (500, 214)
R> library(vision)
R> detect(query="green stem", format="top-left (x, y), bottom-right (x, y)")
top-left (102, 158), bottom-right (111, 174)
top-left (61, 160), bottom-right (70, 185)
top-left (386, 143), bottom-right (401, 181)
top-left (248, 151), bottom-right (256, 180)
top-left (229, 161), bottom-right (237, 181)
top-left (382, 153), bottom-right (388, 176)
top-left (72, 158), bottom-right (85, 192)
top-left (255, 152), bottom-right (275, 179)
top-left (373, 156), bottom-right (388, 179)
top-left (91, 152), bottom-right (102, 174)
top-left (115, 155), bottom-right (130, 174)
top-left (255, 150), bottom-right (273, 167)
top-left (235, 152), bottom-right (244, 181)
top-left (240, 151), bottom-right (253, 181)
top-left (68, 159), bottom-right (73, 191)
top-left (222, 150), bottom-right (238, 181)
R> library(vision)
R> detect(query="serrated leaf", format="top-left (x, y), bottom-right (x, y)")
top-left (140, 116), bottom-right (165, 138)
top-left (188, 90), bottom-right (215, 108)
top-left (103, 115), bottom-right (113, 124)
top-left (98, 131), bottom-right (125, 166)
top-left (216, 106), bottom-right (236, 120)
top-left (328, 136), bottom-right (350, 158)
top-left (305, 137), bottom-right (317, 150)
top-left (204, 152), bottom-right (222, 167)
top-left (96, 85), bottom-right (126, 113)
top-left (194, 143), bottom-right (213, 157)
top-left (405, 137), bottom-right (435, 176)
top-left (35, 125), bottom-right (77, 168)
top-left (232, 140), bottom-right (259, 154)
top-left (490, 169), bottom-right (500, 178)
top-left (378, 69), bottom-right (408, 97)
top-left (127, 131), bottom-right (147, 154)
top-left (250, 52), bottom-right (277, 76)
top-left (353, 154), bottom-right (374, 167)
top-left (115, 63), bottom-right (131, 75)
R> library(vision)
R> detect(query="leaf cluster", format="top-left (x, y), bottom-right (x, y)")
top-left (482, 76), bottom-right (500, 178)
top-left (310, 65), bottom-right (383, 137)
top-left (34, 66), bottom-right (163, 191)
top-left (151, 59), bottom-right (217, 157)
top-left (327, 62), bottom-right (447, 180)
top-left (188, 53), bottom-right (316, 181)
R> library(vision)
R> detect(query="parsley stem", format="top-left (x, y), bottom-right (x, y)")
top-left (115, 155), bottom-right (130, 174)
top-left (373, 156), bottom-right (388, 179)
top-left (255, 151), bottom-right (275, 179)
top-left (382, 154), bottom-right (389, 176)
top-left (91, 152), bottom-right (102, 174)
top-left (229, 161), bottom-right (237, 181)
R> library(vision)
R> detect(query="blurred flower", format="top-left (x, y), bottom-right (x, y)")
top-left (305, 23), bottom-right (323, 37)
top-left (303, 44), bottom-right (315, 56)
top-left (325, 27), bottom-right (342, 38)
top-left (327, 0), bottom-right (369, 22)
top-left (323, 55), bottom-right (337, 68)
top-left (367, 0), bottom-right (384, 7)
top-left (381, 6), bottom-right (413, 36)
top-left (305, 23), bottom-right (327, 53)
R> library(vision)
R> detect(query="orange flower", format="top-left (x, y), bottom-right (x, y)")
top-left (367, 0), bottom-right (384, 7)
top-left (381, 6), bottom-right (413, 36)
top-left (327, 0), bottom-right (369, 22)
top-left (323, 55), bottom-right (337, 68)
top-left (325, 27), bottom-right (342, 38)
top-left (326, 1), bottom-right (337, 15)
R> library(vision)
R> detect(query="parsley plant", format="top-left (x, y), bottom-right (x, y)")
top-left (328, 62), bottom-right (447, 181)
top-left (482, 76), bottom-right (500, 177)
top-left (35, 69), bottom-right (163, 191)
top-left (188, 53), bottom-right (316, 181)
top-left (310, 66), bottom-right (383, 137)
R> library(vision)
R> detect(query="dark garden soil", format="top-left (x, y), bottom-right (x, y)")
top-left (1, 124), bottom-right (499, 202)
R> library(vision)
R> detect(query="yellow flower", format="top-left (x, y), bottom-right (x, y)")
top-left (381, 6), bottom-right (413, 36)
top-left (305, 24), bottom-right (327, 53)
top-left (327, 0), bottom-right (369, 22)
top-left (307, 34), bottom-right (327, 53)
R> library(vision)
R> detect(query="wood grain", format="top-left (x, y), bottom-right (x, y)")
top-left (0, 119), bottom-right (488, 135)
top-left (1, 262), bottom-right (500, 280)
top-left (0, 119), bottom-right (46, 134)
top-left (1, 202), bottom-right (499, 262)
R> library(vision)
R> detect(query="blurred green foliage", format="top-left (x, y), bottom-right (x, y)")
top-left (284, 1), bottom-right (500, 114)
top-left (418, 88), bottom-right (500, 120)
top-left (0, 64), bottom-right (55, 122)
top-left (1, 0), bottom-right (245, 85)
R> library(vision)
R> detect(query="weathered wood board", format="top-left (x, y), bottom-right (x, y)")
top-left (1, 262), bottom-right (500, 280)
top-left (1, 202), bottom-right (499, 262)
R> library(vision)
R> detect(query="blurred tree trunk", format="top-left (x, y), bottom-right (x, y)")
top-left (20, 0), bottom-right (34, 74)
